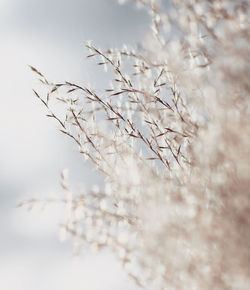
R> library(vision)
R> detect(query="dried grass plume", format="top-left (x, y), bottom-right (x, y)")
top-left (21, 0), bottom-right (250, 289)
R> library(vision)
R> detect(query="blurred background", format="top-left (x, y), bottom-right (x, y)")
top-left (0, 0), bottom-right (149, 289)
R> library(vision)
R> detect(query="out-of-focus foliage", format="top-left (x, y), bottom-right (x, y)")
top-left (24, 0), bottom-right (250, 289)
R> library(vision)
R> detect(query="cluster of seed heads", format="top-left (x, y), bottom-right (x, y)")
top-left (20, 0), bottom-right (250, 289)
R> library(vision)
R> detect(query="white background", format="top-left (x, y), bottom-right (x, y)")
top-left (0, 0), bottom-right (149, 289)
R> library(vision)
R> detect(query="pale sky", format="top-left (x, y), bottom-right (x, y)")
top-left (0, 1), bottom-right (149, 289)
